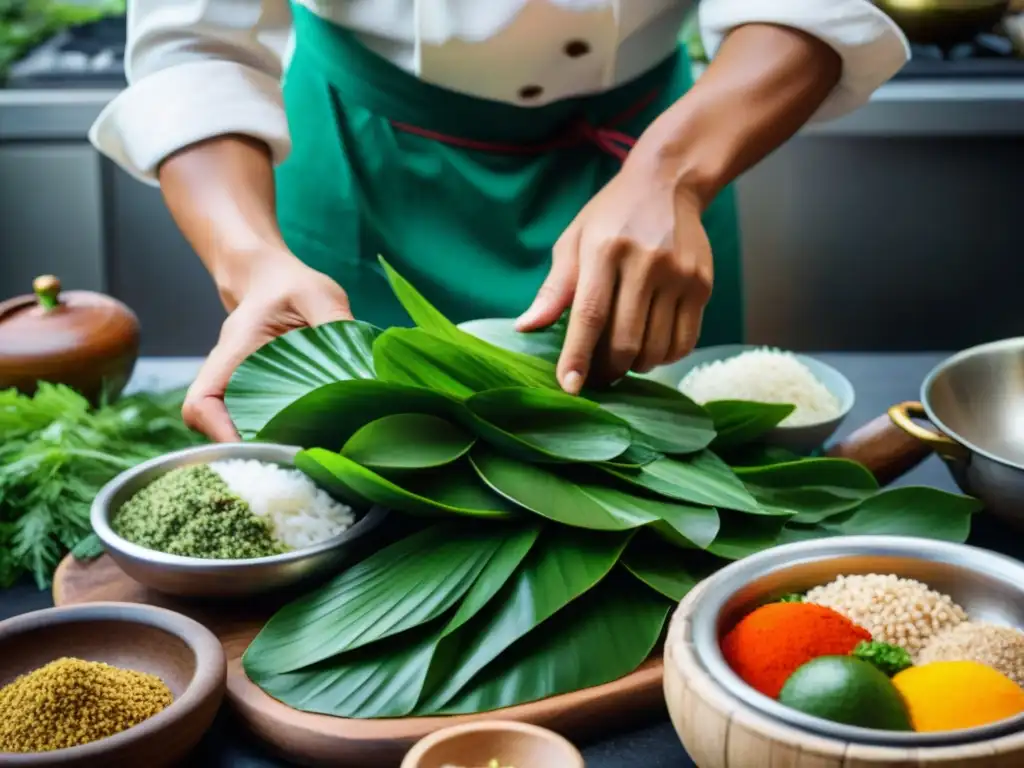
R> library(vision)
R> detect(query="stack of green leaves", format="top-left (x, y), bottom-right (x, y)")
top-left (0, 383), bottom-right (202, 587)
top-left (228, 257), bottom-right (982, 719)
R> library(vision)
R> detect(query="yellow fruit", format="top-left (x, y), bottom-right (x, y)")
top-left (892, 661), bottom-right (1024, 732)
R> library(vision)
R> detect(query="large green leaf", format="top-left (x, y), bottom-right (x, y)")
top-left (244, 524), bottom-right (507, 675)
top-left (622, 535), bottom-right (714, 601)
top-left (251, 379), bottom-right (453, 450)
top-left (226, 321), bottom-right (382, 439)
top-left (601, 444), bottom-right (663, 469)
top-left (380, 257), bottom-right (558, 390)
top-left (606, 451), bottom-right (766, 515)
top-left (253, 623), bottom-right (441, 719)
top-left (459, 316), bottom-right (566, 364)
top-left (249, 525), bottom-right (542, 719)
top-left (416, 526), bottom-right (629, 712)
top-left (434, 570), bottom-right (671, 715)
top-left (589, 378), bottom-right (716, 454)
top-left (823, 486), bottom-right (981, 542)
top-left (297, 448), bottom-right (519, 518)
top-left (705, 400), bottom-right (795, 451)
top-left (471, 449), bottom-right (720, 546)
top-left (373, 328), bottom-right (522, 397)
top-left (737, 458), bottom-right (878, 523)
top-left (705, 509), bottom-right (791, 560)
top-left (465, 388), bottom-right (631, 463)
top-left (341, 413), bottom-right (474, 470)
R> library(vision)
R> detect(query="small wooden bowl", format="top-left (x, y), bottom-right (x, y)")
top-left (401, 721), bottom-right (585, 768)
top-left (0, 602), bottom-right (226, 767)
top-left (664, 537), bottom-right (1024, 768)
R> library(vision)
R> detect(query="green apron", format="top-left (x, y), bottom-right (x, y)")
top-left (276, 3), bottom-right (744, 345)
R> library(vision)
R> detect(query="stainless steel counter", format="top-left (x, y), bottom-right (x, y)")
top-left (2, 80), bottom-right (1023, 355)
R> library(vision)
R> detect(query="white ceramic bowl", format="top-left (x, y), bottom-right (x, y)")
top-left (647, 344), bottom-right (855, 454)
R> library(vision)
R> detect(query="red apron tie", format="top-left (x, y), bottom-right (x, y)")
top-left (389, 88), bottom-right (658, 164)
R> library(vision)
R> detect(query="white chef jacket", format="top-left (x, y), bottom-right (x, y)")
top-left (91, 1), bottom-right (910, 185)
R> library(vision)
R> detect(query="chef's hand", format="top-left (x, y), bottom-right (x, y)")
top-left (182, 254), bottom-right (352, 441)
top-left (515, 156), bottom-right (713, 395)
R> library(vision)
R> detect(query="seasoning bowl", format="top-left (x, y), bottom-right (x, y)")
top-left (0, 602), bottom-right (225, 767)
top-left (646, 344), bottom-right (855, 454)
top-left (401, 721), bottom-right (586, 768)
top-left (665, 536), bottom-right (1024, 768)
top-left (91, 442), bottom-right (389, 598)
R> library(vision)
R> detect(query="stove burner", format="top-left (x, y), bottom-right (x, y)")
top-left (911, 32), bottom-right (1017, 60)
top-left (895, 31), bottom-right (1024, 78)
top-left (6, 15), bottom-right (128, 88)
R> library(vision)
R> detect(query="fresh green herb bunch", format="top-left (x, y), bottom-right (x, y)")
top-left (0, 383), bottom-right (202, 587)
top-left (852, 640), bottom-right (913, 677)
top-left (223, 258), bottom-right (983, 720)
top-left (114, 464), bottom-right (285, 559)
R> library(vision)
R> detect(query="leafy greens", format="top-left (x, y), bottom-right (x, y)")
top-left (228, 257), bottom-right (983, 719)
top-left (0, 383), bottom-right (202, 587)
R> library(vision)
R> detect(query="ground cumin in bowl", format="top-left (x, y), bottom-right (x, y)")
top-left (0, 602), bottom-right (225, 766)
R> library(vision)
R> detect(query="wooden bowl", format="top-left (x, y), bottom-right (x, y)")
top-left (0, 602), bottom-right (226, 767)
top-left (664, 537), bottom-right (1024, 768)
top-left (401, 721), bottom-right (585, 768)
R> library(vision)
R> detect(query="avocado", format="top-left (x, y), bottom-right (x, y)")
top-left (778, 656), bottom-right (913, 731)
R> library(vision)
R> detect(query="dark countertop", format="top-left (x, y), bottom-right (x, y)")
top-left (5, 352), bottom-right (1014, 768)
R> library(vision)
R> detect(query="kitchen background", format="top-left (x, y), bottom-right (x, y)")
top-left (1, 0), bottom-right (1023, 356)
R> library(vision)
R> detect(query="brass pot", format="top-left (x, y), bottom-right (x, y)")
top-left (875, 0), bottom-right (1011, 47)
top-left (0, 275), bottom-right (140, 404)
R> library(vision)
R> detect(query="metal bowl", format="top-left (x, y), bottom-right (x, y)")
top-left (91, 442), bottom-right (388, 598)
top-left (689, 535), bottom-right (1024, 747)
top-left (647, 344), bottom-right (855, 454)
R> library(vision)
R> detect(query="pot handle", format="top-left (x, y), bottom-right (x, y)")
top-left (888, 401), bottom-right (967, 461)
top-left (827, 411), bottom-right (935, 486)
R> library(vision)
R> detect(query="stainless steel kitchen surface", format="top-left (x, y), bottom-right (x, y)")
top-left (3, 60), bottom-right (1024, 355)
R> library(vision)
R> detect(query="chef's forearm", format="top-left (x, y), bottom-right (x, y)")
top-left (158, 136), bottom-right (292, 310)
top-left (629, 23), bottom-right (842, 208)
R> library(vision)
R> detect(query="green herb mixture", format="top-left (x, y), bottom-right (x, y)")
top-left (0, 383), bottom-right (201, 587)
top-left (222, 257), bottom-right (983, 720)
top-left (114, 464), bottom-right (286, 560)
top-left (852, 640), bottom-right (913, 677)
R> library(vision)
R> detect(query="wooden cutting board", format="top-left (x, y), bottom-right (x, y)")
top-left (53, 554), bottom-right (667, 767)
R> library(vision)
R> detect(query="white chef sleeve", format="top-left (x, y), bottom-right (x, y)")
top-left (698, 0), bottom-right (911, 122)
top-left (89, 1), bottom-right (293, 186)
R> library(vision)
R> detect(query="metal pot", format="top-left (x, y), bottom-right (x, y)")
top-left (875, 0), bottom-right (1011, 47)
top-left (888, 337), bottom-right (1024, 529)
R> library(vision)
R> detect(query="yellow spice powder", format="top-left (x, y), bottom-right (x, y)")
top-left (0, 657), bottom-right (174, 753)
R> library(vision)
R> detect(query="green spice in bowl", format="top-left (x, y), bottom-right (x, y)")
top-left (112, 459), bottom-right (349, 560)
top-left (92, 443), bottom-right (388, 598)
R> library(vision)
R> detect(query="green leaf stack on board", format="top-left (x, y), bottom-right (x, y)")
top-left (227, 257), bottom-right (983, 719)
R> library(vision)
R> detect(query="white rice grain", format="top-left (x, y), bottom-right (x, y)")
top-left (678, 347), bottom-right (841, 427)
top-left (210, 459), bottom-right (355, 550)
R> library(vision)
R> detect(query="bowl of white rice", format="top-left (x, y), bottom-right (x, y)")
top-left (91, 442), bottom-right (388, 598)
top-left (645, 344), bottom-right (855, 454)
